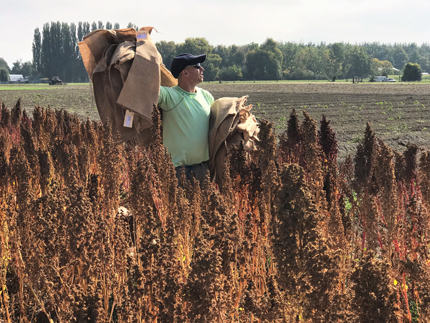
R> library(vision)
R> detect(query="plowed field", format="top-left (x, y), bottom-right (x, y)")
top-left (1, 82), bottom-right (430, 161)
top-left (204, 82), bottom-right (430, 161)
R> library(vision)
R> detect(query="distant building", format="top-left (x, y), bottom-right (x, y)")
top-left (9, 74), bottom-right (25, 83)
top-left (374, 76), bottom-right (388, 82)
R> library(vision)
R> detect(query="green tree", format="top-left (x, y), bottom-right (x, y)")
top-left (293, 47), bottom-right (312, 76)
top-left (418, 57), bottom-right (430, 73)
top-left (98, 21), bottom-right (104, 29)
top-left (401, 62), bottom-right (422, 81)
top-left (278, 42), bottom-right (303, 74)
top-left (362, 42), bottom-right (392, 61)
top-left (218, 65), bottom-right (242, 81)
top-left (245, 48), bottom-right (282, 80)
top-left (0, 68), bottom-right (9, 82)
top-left (371, 58), bottom-right (394, 76)
top-left (156, 40), bottom-right (177, 68)
top-left (49, 22), bottom-right (63, 78)
top-left (106, 22), bottom-right (113, 30)
top-left (389, 46), bottom-right (408, 69)
top-left (20, 62), bottom-right (33, 77)
top-left (261, 38), bottom-right (283, 68)
top-left (91, 22), bottom-right (97, 31)
top-left (127, 22), bottom-right (138, 30)
top-left (176, 37), bottom-right (213, 56)
top-left (41, 23), bottom-right (52, 76)
top-left (10, 60), bottom-right (32, 77)
top-left (213, 44), bottom-right (245, 69)
top-left (327, 43), bottom-right (344, 81)
top-left (11, 60), bottom-right (22, 74)
top-left (408, 48), bottom-right (430, 72)
top-left (202, 53), bottom-right (222, 81)
top-left (83, 22), bottom-right (91, 36)
top-left (213, 45), bottom-right (230, 68)
top-left (404, 42), bottom-right (418, 56)
top-left (62, 22), bottom-right (79, 82)
top-left (245, 39), bottom-right (283, 80)
top-left (0, 58), bottom-right (9, 71)
top-left (114, 23), bottom-right (120, 29)
top-left (77, 22), bottom-right (84, 41)
top-left (418, 43), bottom-right (430, 71)
top-left (409, 49), bottom-right (422, 64)
top-left (70, 23), bottom-right (78, 72)
top-left (61, 22), bottom-right (72, 81)
top-left (344, 45), bottom-right (373, 78)
top-left (39, 21), bottom-right (80, 81)
top-left (243, 42), bottom-right (259, 53)
top-left (32, 28), bottom-right (42, 76)
top-left (295, 46), bottom-right (329, 79)
top-left (230, 46), bottom-right (245, 67)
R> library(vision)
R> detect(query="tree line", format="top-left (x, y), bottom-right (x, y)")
top-left (1, 21), bottom-right (429, 83)
top-left (166, 38), bottom-right (429, 82)
top-left (0, 21), bottom-right (133, 83)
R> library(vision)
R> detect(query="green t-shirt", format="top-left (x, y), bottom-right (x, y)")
top-left (158, 85), bottom-right (214, 167)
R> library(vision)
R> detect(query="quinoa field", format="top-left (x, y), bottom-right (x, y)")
top-left (1, 82), bottom-right (430, 322)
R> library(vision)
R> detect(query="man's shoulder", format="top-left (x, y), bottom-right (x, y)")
top-left (196, 87), bottom-right (214, 102)
top-left (159, 86), bottom-right (182, 100)
top-left (158, 86), bottom-right (183, 108)
top-left (160, 85), bottom-right (180, 95)
top-left (196, 86), bottom-right (210, 94)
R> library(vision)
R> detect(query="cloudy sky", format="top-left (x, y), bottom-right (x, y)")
top-left (1, 0), bottom-right (429, 68)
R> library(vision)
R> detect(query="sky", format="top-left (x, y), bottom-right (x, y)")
top-left (1, 0), bottom-right (429, 68)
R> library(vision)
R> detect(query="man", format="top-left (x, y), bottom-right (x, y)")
top-left (157, 53), bottom-right (214, 183)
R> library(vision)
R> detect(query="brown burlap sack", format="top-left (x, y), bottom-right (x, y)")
top-left (209, 96), bottom-right (259, 184)
top-left (79, 27), bottom-right (177, 145)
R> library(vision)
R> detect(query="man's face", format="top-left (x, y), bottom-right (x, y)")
top-left (184, 63), bottom-right (204, 83)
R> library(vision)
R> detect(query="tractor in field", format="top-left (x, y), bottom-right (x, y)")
top-left (49, 76), bottom-right (66, 85)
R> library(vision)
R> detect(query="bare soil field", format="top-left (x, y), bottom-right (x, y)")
top-left (1, 82), bottom-right (430, 161)
top-left (204, 82), bottom-right (430, 161)
top-left (0, 84), bottom-right (99, 120)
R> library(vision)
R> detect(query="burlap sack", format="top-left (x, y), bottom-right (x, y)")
top-left (79, 27), bottom-right (177, 145)
top-left (209, 96), bottom-right (259, 184)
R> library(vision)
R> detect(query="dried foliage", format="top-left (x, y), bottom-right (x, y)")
top-left (0, 100), bottom-right (429, 322)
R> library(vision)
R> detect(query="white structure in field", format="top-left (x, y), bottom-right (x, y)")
top-left (374, 76), bottom-right (388, 82)
top-left (9, 74), bottom-right (25, 83)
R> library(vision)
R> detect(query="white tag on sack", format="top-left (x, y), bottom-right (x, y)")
top-left (123, 110), bottom-right (134, 128)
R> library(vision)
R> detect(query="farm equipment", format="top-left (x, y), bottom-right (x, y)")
top-left (49, 76), bottom-right (66, 85)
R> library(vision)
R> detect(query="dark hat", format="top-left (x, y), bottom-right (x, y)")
top-left (170, 53), bottom-right (206, 78)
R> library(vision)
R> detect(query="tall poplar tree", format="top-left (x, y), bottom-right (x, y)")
top-left (78, 22), bottom-right (84, 41)
top-left (61, 22), bottom-right (72, 81)
top-left (50, 21), bottom-right (63, 78)
top-left (32, 28), bottom-right (42, 76)
top-left (69, 23), bottom-right (78, 81)
top-left (83, 22), bottom-right (90, 35)
top-left (41, 23), bottom-right (52, 77)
